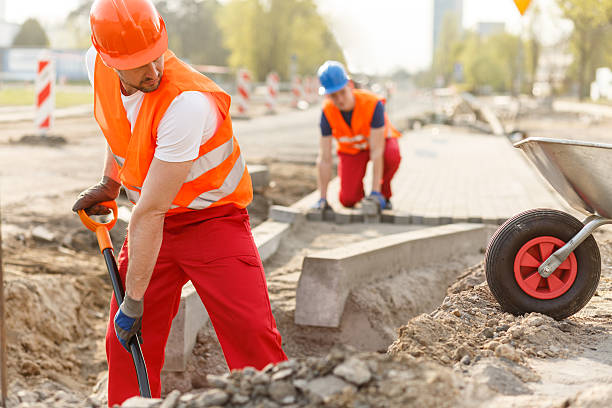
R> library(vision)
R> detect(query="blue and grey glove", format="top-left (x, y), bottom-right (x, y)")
top-left (368, 191), bottom-right (387, 209)
top-left (312, 197), bottom-right (331, 210)
top-left (114, 295), bottom-right (143, 352)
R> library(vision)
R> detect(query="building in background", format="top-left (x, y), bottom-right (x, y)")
top-left (477, 22), bottom-right (505, 37)
top-left (432, 0), bottom-right (463, 56)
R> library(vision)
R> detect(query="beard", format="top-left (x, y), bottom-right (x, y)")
top-left (135, 76), bottom-right (162, 93)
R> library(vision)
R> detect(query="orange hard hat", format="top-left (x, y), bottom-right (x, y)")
top-left (90, 0), bottom-right (168, 70)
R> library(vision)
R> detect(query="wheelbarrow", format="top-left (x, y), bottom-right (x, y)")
top-left (77, 201), bottom-right (151, 397)
top-left (485, 137), bottom-right (612, 319)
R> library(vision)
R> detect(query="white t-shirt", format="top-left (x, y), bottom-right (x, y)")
top-left (85, 47), bottom-right (218, 162)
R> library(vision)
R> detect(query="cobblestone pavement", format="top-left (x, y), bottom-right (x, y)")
top-left (298, 125), bottom-right (569, 225)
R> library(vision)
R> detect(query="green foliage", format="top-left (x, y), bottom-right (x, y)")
top-left (65, 0), bottom-right (343, 81)
top-left (557, 0), bottom-right (612, 99)
top-left (431, 14), bottom-right (526, 95)
top-left (217, 0), bottom-right (345, 80)
top-left (156, 0), bottom-right (229, 66)
top-left (12, 18), bottom-right (50, 47)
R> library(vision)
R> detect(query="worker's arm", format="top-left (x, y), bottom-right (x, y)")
top-left (125, 158), bottom-right (192, 300)
top-left (103, 144), bottom-right (120, 182)
top-left (369, 126), bottom-right (385, 193)
top-left (317, 136), bottom-right (333, 200)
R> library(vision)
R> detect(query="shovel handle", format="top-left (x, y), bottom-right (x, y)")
top-left (78, 201), bottom-right (118, 253)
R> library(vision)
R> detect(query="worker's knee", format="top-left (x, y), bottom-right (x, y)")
top-left (339, 195), bottom-right (358, 208)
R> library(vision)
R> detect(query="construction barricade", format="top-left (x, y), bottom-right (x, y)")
top-left (35, 57), bottom-right (55, 134)
top-left (236, 68), bottom-right (251, 116)
top-left (265, 72), bottom-right (280, 114)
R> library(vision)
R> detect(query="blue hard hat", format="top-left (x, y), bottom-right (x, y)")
top-left (317, 60), bottom-right (349, 95)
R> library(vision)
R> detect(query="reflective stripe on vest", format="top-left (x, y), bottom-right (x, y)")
top-left (114, 138), bottom-right (245, 210)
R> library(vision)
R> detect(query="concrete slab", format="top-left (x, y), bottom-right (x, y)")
top-left (247, 164), bottom-right (269, 190)
top-left (252, 220), bottom-right (291, 263)
top-left (162, 282), bottom-right (209, 371)
top-left (269, 205), bottom-right (303, 224)
top-left (294, 223), bottom-right (493, 328)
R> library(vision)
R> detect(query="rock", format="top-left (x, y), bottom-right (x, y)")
top-left (32, 226), bottom-right (55, 243)
top-left (470, 360), bottom-right (532, 395)
top-left (484, 341), bottom-right (500, 351)
top-left (160, 390), bottom-right (181, 408)
top-left (16, 390), bottom-right (38, 403)
top-left (271, 368), bottom-right (293, 381)
top-left (194, 389), bottom-right (229, 406)
top-left (494, 344), bottom-right (520, 362)
top-left (268, 381), bottom-right (297, 404)
top-left (460, 355), bottom-right (471, 365)
top-left (206, 374), bottom-right (231, 389)
top-left (452, 309), bottom-right (462, 317)
top-left (479, 328), bottom-right (494, 338)
top-left (304, 375), bottom-right (356, 402)
top-left (121, 396), bottom-right (162, 407)
top-left (231, 393), bottom-right (250, 405)
top-left (19, 360), bottom-right (41, 376)
top-left (252, 372), bottom-right (271, 385)
top-left (332, 358), bottom-right (372, 385)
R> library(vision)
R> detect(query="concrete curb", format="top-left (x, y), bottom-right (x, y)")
top-left (247, 164), bottom-right (269, 190)
top-left (294, 223), bottom-right (494, 328)
top-left (162, 283), bottom-right (209, 371)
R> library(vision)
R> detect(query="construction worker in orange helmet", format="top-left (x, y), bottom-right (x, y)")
top-left (73, 0), bottom-right (287, 405)
top-left (315, 61), bottom-right (402, 211)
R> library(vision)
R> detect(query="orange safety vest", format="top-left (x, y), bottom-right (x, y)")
top-left (322, 89), bottom-right (401, 155)
top-left (93, 50), bottom-right (252, 214)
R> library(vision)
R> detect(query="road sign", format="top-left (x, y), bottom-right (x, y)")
top-left (513, 0), bottom-right (532, 15)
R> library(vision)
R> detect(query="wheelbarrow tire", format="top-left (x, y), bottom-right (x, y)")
top-left (485, 208), bottom-right (600, 320)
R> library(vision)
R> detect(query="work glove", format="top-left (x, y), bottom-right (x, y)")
top-left (368, 191), bottom-right (387, 210)
top-left (114, 295), bottom-right (143, 352)
top-left (72, 176), bottom-right (121, 215)
top-left (312, 197), bottom-right (331, 211)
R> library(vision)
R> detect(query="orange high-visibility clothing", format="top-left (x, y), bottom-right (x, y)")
top-left (93, 50), bottom-right (252, 214)
top-left (322, 89), bottom-right (401, 155)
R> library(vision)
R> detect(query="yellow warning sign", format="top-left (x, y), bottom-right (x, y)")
top-left (513, 0), bottom-right (532, 15)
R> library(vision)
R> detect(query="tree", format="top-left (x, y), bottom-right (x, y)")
top-left (557, 0), bottom-right (612, 99)
top-left (66, 0), bottom-right (229, 65)
top-left (156, 0), bottom-right (229, 66)
top-left (12, 18), bottom-right (50, 47)
top-left (217, 0), bottom-right (345, 80)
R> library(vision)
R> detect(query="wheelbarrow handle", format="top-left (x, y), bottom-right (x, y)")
top-left (77, 201), bottom-right (118, 253)
top-left (77, 201), bottom-right (151, 397)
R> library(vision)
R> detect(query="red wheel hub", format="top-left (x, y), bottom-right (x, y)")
top-left (514, 236), bottom-right (578, 300)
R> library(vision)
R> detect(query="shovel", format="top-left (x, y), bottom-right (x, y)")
top-left (78, 201), bottom-right (151, 398)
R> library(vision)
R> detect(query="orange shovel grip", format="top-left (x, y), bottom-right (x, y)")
top-left (77, 201), bottom-right (118, 252)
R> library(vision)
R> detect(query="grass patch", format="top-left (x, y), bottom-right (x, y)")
top-left (0, 87), bottom-right (93, 108)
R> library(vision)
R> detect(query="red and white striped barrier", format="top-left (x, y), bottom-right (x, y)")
top-left (236, 68), bottom-right (251, 115)
top-left (265, 72), bottom-right (280, 113)
top-left (291, 76), bottom-right (304, 108)
top-left (35, 58), bottom-right (55, 134)
top-left (304, 76), bottom-right (318, 104)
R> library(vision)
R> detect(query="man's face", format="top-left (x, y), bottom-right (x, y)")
top-left (115, 54), bottom-right (164, 95)
top-left (328, 85), bottom-right (354, 111)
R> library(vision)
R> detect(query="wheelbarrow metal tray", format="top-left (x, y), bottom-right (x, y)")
top-left (514, 137), bottom-right (612, 218)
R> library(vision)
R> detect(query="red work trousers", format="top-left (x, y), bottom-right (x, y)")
top-left (337, 137), bottom-right (401, 207)
top-left (105, 205), bottom-right (287, 407)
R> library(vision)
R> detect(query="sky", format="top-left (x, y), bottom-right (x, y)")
top-left (2, 0), bottom-right (565, 74)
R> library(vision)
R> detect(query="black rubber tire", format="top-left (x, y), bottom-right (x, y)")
top-left (485, 208), bottom-right (600, 320)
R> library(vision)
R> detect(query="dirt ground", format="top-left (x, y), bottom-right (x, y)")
top-left (2, 109), bottom-right (612, 407)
